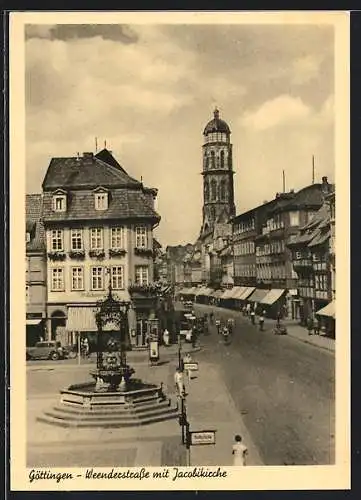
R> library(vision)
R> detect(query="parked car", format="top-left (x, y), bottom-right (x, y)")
top-left (26, 341), bottom-right (65, 361)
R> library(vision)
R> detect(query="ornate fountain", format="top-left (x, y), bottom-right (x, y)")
top-left (90, 284), bottom-right (134, 393)
top-left (37, 285), bottom-right (178, 428)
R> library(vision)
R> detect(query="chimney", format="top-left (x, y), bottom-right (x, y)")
top-left (83, 152), bottom-right (94, 164)
top-left (321, 176), bottom-right (330, 195)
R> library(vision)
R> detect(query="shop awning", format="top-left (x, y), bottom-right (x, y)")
top-left (195, 287), bottom-right (206, 296)
top-left (214, 290), bottom-right (223, 299)
top-left (220, 288), bottom-right (235, 299)
top-left (247, 288), bottom-right (269, 303)
top-left (261, 289), bottom-right (285, 305)
top-left (287, 289), bottom-right (298, 296)
top-left (199, 287), bottom-right (213, 297)
top-left (316, 301), bottom-right (335, 319)
top-left (26, 319), bottom-right (42, 326)
top-left (67, 307), bottom-right (97, 331)
top-left (238, 287), bottom-right (256, 301)
top-left (226, 286), bottom-right (241, 299)
top-left (232, 287), bottom-right (247, 300)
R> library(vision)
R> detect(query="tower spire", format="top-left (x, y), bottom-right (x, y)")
top-left (214, 107), bottom-right (220, 119)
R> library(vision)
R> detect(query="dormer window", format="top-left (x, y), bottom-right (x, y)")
top-left (95, 193), bottom-right (108, 210)
top-left (52, 190), bottom-right (67, 212)
top-left (94, 187), bottom-right (109, 211)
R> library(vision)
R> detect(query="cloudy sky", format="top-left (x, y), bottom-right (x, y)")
top-left (25, 22), bottom-right (334, 246)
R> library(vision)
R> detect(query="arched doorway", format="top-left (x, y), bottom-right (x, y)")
top-left (51, 310), bottom-right (66, 341)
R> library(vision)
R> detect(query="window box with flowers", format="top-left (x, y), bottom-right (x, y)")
top-left (89, 249), bottom-right (106, 260)
top-left (47, 251), bottom-right (66, 262)
top-left (128, 283), bottom-right (160, 295)
top-left (109, 248), bottom-right (127, 258)
top-left (134, 247), bottom-right (153, 257)
top-left (69, 250), bottom-right (85, 260)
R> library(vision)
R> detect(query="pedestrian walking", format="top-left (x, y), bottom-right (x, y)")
top-left (209, 311), bottom-right (214, 324)
top-left (246, 303), bottom-right (251, 317)
top-left (276, 311), bottom-right (282, 327)
top-left (183, 353), bottom-right (192, 382)
top-left (232, 435), bottom-right (248, 466)
top-left (162, 328), bottom-right (170, 346)
top-left (215, 318), bottom-right (221, 334)
top-left (174, 368), bottom-right (185, 397)
top-left (313, 317), bottom-right (320, 335)
top-left (307, 316), bottom-right (314, 336)
top-left (259, 313), bottom-right (265, 331)
top-left (242, 305), bottom-right (247, 316)
top-left (222, 326), bottom-right (230, 344)
top-left (227, 318), bottom-right (234, 335)
top-left (250, 310), bottom-right (255, 325)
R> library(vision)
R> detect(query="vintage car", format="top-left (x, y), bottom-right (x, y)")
top-left (26, 341), bottom-right (65, 361)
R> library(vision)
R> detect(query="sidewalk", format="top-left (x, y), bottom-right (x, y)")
top-left (27, 346), bottom-right (259, 467)
top-left (193, 303), bottom-right (335, 353)
top-left (271, 319), bottom-right (335, 353)
top-left (183, 361), bottom-right (263, 466)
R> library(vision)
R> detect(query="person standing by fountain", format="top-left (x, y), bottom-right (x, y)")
top-left (174, 368), bottom-right (185, 397)
top-left (163, 328), bottom-right (170, 346)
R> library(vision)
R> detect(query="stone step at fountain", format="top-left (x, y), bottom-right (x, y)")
top-left (37, 403), bottom-right (179, 428)
top-left (43, 404), bottom-right (177, 422)
top-left (48, 399), bottom-right (173, 416)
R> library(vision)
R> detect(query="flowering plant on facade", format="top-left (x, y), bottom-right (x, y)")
top-left (69, 250), bottom-right (85, 260)
top-left (89, 249), bottom-right (106, 259)
top-left (109, 248), bottom-right (127, 257)
top-left (47, 251), bottom-right (66, 261)
top-left (128, 282), bottom-right (160, 295)
top-left (134, 247), bottom-right (154, 257)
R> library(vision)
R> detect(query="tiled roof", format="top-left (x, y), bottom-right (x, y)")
top-left (308, 229), bottom-right (331, 248)
top-left (95, 148), bottom-right (129, 175)
top-left (26, 194), bottom-right (45, 252)
top-left (271, 183), bottom-right (332, 215)
top-left (288, 202), bottom-right (330, 248)
top-left (42, 154), bottom-right (141, 191)
top-left (42, 189), bottom-right (160, 223)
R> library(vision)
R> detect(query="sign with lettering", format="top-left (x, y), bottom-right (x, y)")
top-left (183, 362), bottom-right (199, 372)
top-left (190, 430), bottom-right (216, 446)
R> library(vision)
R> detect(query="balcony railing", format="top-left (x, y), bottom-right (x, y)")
top-left (293, 259), bottom-right (312, 268)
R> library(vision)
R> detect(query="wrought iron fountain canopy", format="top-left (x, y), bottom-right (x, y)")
top-left (92, 283), bottom-right (134, 390)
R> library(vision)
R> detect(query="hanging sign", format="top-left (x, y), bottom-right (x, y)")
top-left (190, 430), bottom-right (216, 446)
top-left (183, 362), bottom-right (199, 372)
top-left (149, 341), bottom-right (159, 359)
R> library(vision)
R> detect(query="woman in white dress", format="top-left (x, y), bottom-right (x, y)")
top-left (232, 435), bottom-right (248, 466)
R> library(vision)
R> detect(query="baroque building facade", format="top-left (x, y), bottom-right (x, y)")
top-left (41, 149), bottom-right (160, 348)
top-left (26, 194), bottom-right (47, 345)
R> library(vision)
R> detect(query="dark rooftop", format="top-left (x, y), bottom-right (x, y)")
top-left (26, 194), bottom-right (45, 252)
top-left (42, 189), bottom-right (160, 223)
top-left (42, 153), bottom-right (142, 191)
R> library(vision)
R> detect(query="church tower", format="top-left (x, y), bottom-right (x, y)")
top-left (200, 108), bottom-right (236, 235)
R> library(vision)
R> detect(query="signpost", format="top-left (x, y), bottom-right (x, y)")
top-left (183, 362), bottom-right (199, 372)
top-left (189, 430), bottom-right (216, 446)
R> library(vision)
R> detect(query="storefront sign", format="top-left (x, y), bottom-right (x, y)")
top-left (190, 430), bottom-right (216, 446)
top-left (149, 341), bottom-right (159, 359)
top-left (183, 362), bottom-right (199, 372)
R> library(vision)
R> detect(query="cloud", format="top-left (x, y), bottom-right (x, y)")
top-left (241, 95), bottom-right (312, 131)
top-left (291, 55), bottom-right (323, 85)
top-left (25, 24), bottom-right (139, 43)
top-left (24, 24), bottom-right (335, 245)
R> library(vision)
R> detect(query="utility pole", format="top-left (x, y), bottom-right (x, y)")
top-left (282, 170), bottom-right (286, 192)
top-left (312, 155), bottom-right (315, 184)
